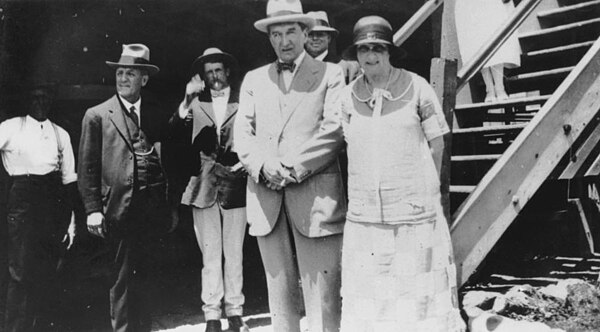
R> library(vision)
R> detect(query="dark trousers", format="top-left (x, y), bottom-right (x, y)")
top-left (105, 185), bottom-right (168, 332)
top-left (0, 168), bottom-right (9, 332)
top-left (4, 173), bottom-right (65, 332)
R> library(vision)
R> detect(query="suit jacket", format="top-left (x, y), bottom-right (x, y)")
top-left (171, 90), bottom-right (246, 210)
top-left (78, 94), bottom-right (171, 226)
top-left (234, 54), bottom-right (347, 237)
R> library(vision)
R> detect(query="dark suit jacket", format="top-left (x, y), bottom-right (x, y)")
top-left (78, 93), bottom-right (172, 226)
top-left (170, 90), bottom-right (246, 210)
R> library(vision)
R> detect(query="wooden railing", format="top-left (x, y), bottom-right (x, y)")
top-left (456, 0), bottom-right (543, 90)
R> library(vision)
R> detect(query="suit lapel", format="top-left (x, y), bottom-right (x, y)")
top-left (278, 56), bottom-right (320, 135)
top-left (221, 103), bottom-right (238, 128)
top-left (199, 102), bottom-right (217, 125)
top-left (108, 95), bottom-right (134, 151)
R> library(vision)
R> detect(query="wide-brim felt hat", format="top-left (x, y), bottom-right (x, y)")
top-left (254, 0), bottom-right (315, 33)
top-left (191, 48), bottom-right (238, 77)
top-left (307, 11), bottom-right (339, 36)
top-left (342, 16), bottom-right (407, 61)
top-left (106, 43), bottom-right (160, 75)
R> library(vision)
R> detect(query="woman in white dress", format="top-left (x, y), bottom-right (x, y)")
top-left (455, 0), bottom-right (521, 102)
top-left (337, 16), bottom-right (466, 332)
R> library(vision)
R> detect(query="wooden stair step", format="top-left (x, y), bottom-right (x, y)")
top-left (520, 41), bottom-right (594, 72)
top-left (455, 95), bottom-right (550, 112)
top-left (452, 154), bottom-right (502, 162)
top-left (519, 17), bottom-right (600, 52)
top-left (537, 0), bottom-right (600, 27)
top-left (453, 123), bottom-right (527, 135)
top-left (450, 185), bottom-right (476, 194)
top-left (507, 66), bottom-right (574, 93)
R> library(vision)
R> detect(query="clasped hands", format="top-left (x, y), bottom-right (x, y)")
top-left (261, 159), bottom-right (296, 190)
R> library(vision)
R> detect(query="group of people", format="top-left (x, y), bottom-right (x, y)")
top-left (0, 0), bottom-right (473, 331)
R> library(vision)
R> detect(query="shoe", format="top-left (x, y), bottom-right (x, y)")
top-left (496, 90), bottom-right (509, 101)
top-left (485, 91), bottom-right (497, 103)
top-left (227, 316), bottom-right (249, 332)
top-left (205, 320), bottom-right (222, 332)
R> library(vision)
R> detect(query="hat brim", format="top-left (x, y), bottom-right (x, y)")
top-left (191, 52), bottom-right (238, 77)
top-left (341, 41), bottom-right (407, 61)
top-left (310, 26), bottom-right (339, 37)
top-left (254, 15), bottom-right (315, 33)
top-left (106, 62), bottom-right (160, 76)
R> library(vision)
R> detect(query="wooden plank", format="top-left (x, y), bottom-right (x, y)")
top-left (451, 185), bottom-right (476, 194)
top-left (455, 95), bottom-right (550, 112)
top-left (526, 40), bottom-right (594, 57)
top-left (559, 121), bottom-right (600, 179)
top-left (451, 38), bottom-right (600, 286)
top-left (452, 154), bottom-right (502, 162)
top-left (507, 66), bottom-right (574, 82)
top-left (453, 123), bottom-right (527, 134)
top-left (430, 58), bottom-right (458, 224)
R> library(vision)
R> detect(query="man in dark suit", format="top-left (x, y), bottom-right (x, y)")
top-left (78, 43), bottom-right (173, 332)
top-left (170, 48), bottom-right (249, 332)
top-left (305, 11), bottom-right (360, 83)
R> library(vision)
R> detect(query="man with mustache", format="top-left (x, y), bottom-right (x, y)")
top-left (171, 48), bottom-right (249, 332)
top-left (78, 43), bottom-right (175, 332)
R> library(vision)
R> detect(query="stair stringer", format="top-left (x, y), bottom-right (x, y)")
top-left (450, 37), bottom-right (600, 286)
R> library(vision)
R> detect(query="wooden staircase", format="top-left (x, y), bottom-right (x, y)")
top-left (449, 0), bottom-right (600, 285)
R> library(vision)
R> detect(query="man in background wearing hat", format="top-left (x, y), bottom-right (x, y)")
top-left (0, 84), bottom-right (78, 332)
top-left (234, 0), bottom-right (347, 331)
top-left (170, 48), bottom-right (249, 332)
top-left (305, 11), bottom-right (360, 83)
top-left (78, 43), bottom-right (174, 332)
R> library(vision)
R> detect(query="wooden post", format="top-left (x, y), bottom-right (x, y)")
top-left (430, 58), bottom-right (457, 224)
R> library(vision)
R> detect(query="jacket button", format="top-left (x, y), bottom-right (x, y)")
top-left (129, 155), bottom-right (133, 160)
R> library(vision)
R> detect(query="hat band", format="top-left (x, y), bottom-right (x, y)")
top-left (315, 19), bottom-right (331, 27)
top-left (353, 29), bottom-right (393, 45)
top-left (267, 10), bottom-right (303, 18)
top-left (115, 55), bottom-right (152, 66)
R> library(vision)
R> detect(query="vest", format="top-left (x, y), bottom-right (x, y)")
top-left (123, 108), bottom-right (165, 190)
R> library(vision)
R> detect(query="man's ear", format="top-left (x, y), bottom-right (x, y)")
top-left (141, 75), bottom-right (149, 87)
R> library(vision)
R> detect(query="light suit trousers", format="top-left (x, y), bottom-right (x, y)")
top-left (192, 202), bottom-right (247, 320)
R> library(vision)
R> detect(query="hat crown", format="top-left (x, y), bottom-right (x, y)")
top-left (266, 0), bottom-right (303, 16)
top-left (352, 16), bottom-right (393, 45)
top-left (121, 43), bottom-right (151, 61)
top-left (307, 11), bottom-right (330, 26)
top-left (202, 47), bottom-right (225, 57)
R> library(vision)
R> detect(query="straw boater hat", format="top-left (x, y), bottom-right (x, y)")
top-left (254, 0), bottom-right (315, 33)
top-left (342, 16), bottom-right (406, 61)
top-left (106, 43), bottom-right (160, 76)
top-left (191, 47), bottom-right (238, 78)
top-left (307, 11), bottom-right (339, 37)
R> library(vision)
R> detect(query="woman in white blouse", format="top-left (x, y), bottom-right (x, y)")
top-left (338, 16), bottom-right (466, 332)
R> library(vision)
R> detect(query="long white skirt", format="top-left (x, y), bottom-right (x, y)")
top-left (340, 217), bottom-right (466, 332)
top-left (455, 0), bottom-right (521, 68)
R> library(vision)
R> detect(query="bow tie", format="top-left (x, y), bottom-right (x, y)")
top-left (276, 62), bottom-right (296, 73)
top-left (211, 90), bottom-right (226, 98)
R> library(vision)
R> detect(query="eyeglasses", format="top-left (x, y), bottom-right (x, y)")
top-left (356, 44), bottom-right (389, 54)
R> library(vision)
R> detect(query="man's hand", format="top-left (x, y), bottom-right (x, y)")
top-left (261, 159), bottom-right (296, 190)
top-left (87, 212), bottom-right (106, 238)
top-left (186, 74), bottom-right (205, 101)
top-left (62, 211), bottom-right (76, 250)
top-left (338, 60), bottom-right (361, 82)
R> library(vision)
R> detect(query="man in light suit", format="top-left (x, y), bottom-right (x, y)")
top-left (170, 48), bottom-right (249, 332)
top-left (78, 44), bottom-right (173, 332)
top-left (234, 0), bottom-right (346, 331)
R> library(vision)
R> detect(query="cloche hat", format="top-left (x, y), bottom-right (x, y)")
top-left (342, 16), bottom-right (406, 61)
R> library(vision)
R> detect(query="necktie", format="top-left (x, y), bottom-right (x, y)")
top-left (129, 106), bottom-right (139, 127)
top-left (276, 62), bottom-right (296, 73)
top-left (211, 90), bottom-right (225, 98)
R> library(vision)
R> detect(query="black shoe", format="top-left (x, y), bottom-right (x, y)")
top-left (227, 316), bottom-right (249, 332)
top-left (205, 320), bottom-right (222, 332)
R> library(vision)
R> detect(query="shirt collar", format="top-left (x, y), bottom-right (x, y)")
top-left (25, 115), bottom-right (50, 126)
top-left (118, 95), bottom-right (141, 113)
top-left (210, 86), bottom-right (231, 100)
top-left (315, 50), bottom-right (328, 61)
